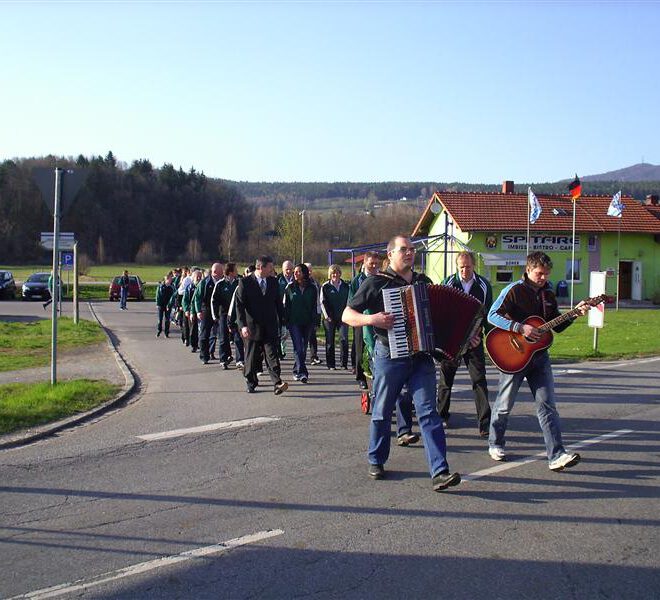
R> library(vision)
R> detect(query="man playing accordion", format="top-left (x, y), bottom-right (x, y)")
top-left (343, 234), bottom-right (461, 492)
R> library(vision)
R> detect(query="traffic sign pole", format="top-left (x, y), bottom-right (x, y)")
top-left (50, 168), bottom-right (62, 386)
top-left (73, 242), bottom-right (79, 324)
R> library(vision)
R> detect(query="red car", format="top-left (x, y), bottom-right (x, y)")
top-left (108, 275), bottom-right (145, 301)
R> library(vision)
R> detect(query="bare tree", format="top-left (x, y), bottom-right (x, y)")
top-left (186, 238), bottom-right (202, 263)
top-left (219, 214), bottom-right (236, 261)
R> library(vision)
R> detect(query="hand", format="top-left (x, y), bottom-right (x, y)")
top-left (521, 323), bottom-right (542, 342)
top-left (197, 312), bottom-right (203, 320)
top-left (185, 311), bottom-right (190, 318)
top-left (574, 301), bottom-right (589, 317)
top-left (469, 334), bottom-right (481, 349)
top-left (370, 311), bottom-right (396, 330)
top-left (241, 326), bottom-right (251, 339)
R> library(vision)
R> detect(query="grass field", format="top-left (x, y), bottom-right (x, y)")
top-left (0, 317), bottom-right (106, 372)
top-left (0, 379), bottom-right (119, 435)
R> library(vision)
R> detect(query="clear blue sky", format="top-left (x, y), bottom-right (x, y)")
top-left (2, 0), bottom-right (659, 183)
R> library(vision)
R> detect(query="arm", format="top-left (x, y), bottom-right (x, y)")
top-left (342, 305), bottom-right (395, 330)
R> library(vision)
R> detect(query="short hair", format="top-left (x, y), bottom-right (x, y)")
top-left (327, 264), bottom-right (341, 279)
top-left (387, 234), bottom-right (411, 253)
top-left (256, 255), bottom-right (273, 269)
top-left (364, 250), bottom-right (381, 261)
top-left (246, 264), bottom-right (256, 274)
top-left (224, 262), bottom-right (236, 276)
top-left (526, 251), bottom-right (553, 270)
top-left (456, 251), bottom-right (476, 266)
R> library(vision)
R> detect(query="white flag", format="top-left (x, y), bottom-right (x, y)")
top-left (528, 187), bottom-right (542, 224)
top-left (607, 191), bottom-right (624, 218)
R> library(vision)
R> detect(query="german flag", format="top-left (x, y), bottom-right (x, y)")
top-left (568, 174), bottom-right (582, 201)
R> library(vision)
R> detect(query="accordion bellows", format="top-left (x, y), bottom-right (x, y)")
top-left (382, 284), bottom-right (484, 360)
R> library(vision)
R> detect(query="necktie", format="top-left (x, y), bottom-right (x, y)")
top-left (260, 279), bottom-right (267, 295)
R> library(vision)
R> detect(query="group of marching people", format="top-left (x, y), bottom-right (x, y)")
top-left (152, 257), bottom-right (364, 394)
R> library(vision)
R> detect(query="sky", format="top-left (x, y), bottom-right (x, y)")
top-left (2, 0), bottom-right (659, 183)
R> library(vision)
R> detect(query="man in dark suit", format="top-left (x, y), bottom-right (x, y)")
top-left (437, 251), bottom-right (493, 437)
top-left (235, 255), bottom-right (288, 395)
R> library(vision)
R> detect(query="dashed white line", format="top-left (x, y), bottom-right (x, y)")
top-left (462, 428), bottom-right (634, 481)
top-left (9, 529), bottom-right (284, 599)
top-left (137, 416), bottom-right (280, 441)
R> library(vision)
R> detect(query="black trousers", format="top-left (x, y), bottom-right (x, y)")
top-left (437, 343), bottom-right (491, 433)
top-left (157, 306), bottom-right (171, 335)
top-left (198, 311), bottom-right (215, 361)
top-left (323, 320), bottom-right (348, 368)
top-left (217, 315), bottom-right (233, 363)
top-left (189, 315), bottom-right (199, 350)
top-left (353, 326), bottom-right (366, 383)
top-left (244, 336), bottom-right (282, 388)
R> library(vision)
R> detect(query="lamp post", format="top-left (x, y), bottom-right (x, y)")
top-left (299, 209), bottom-right (305, 263)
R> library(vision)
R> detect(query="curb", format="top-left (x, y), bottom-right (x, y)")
top-left (0, 302), bottom-right (139, 450)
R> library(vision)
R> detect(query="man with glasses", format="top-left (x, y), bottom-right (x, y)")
top-left (343, 235), bottom-right (460, 492)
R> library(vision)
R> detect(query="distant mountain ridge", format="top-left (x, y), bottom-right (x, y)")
top-left (581, 162), bottom-right (660, 182)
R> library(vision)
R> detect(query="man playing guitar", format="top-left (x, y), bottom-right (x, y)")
top-left (487, 251), bottom-right (589, 471)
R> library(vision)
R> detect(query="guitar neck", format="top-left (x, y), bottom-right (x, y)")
top-left (537, 307), bottom-right (580, 333)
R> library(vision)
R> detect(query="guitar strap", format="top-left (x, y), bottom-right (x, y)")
top-left (540, 288), bottom-right (548, 321)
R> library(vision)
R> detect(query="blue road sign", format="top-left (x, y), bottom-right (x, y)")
top-left (61, 251), bottom-right (74, 271)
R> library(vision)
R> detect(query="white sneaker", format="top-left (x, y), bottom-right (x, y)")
top-left (488, 447), bottom-right (506, 461)
top-left (235, 361), bottom-right (244, 369)
top-left (549, 452), bottom-right (581, 471)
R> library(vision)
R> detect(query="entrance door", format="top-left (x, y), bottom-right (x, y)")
top-left (619, 261), bottom-right (632, 300)
top-left (632, 261), bottom-right (643, 301)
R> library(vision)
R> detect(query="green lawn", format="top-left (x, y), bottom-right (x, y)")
top-left (0, 317), bottom-right (106, 372)
top-left (545, 309), bottom-right (659, 361)
top-left (0, 379), bottom-right (119, 435)
top-left (2, 263), bottom-right (174, 284)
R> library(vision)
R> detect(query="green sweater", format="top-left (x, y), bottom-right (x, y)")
top-left (283, 282), bottom-right (318, 326)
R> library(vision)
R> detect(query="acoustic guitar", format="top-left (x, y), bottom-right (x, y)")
top-left (485, 295), bottom-right (609, 374)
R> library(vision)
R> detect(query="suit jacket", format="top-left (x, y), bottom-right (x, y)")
top-left (235, 274), bottom-right (283, 341)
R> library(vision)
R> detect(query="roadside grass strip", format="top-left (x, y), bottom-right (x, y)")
top-left (8, 529), bottom-right (285, 600)
top-left (462, 429), bottom-right (634, 481)
top-left (0, 380), bottom-right (119, 435)
top-left (137, 416), bottom-right (281, 441)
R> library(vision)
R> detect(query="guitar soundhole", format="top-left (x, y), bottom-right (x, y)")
top-left (509, 336), bottom-right (523, 353)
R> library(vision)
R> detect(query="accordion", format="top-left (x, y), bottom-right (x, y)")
top-left (382, 283), bottom-right (484, 360)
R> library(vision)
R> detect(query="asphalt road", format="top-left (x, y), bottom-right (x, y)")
top-left (1, 300), bottom-right (658, 599)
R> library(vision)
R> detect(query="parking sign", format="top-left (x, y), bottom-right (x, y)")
top-left (61, 251), bottom-right (74, 271)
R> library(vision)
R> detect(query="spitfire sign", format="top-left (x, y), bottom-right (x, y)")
top-left (501, 234), bottom-right (580, 252)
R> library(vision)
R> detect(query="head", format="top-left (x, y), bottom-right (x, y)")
top-left (245, 264), bottom-right (256, 276)
top-left (123, 269), bottom-right (128, 276)
top-left (282, 260), bottom-right (294, 279)
top-left (386, 235), bottom-right (416, 273)
top-left (192, 269), bottom-right (202, 283)
top-left (255, 255), bottom-right (274, 278)
top-left (165, 274), bottom-right (173, 285)
top-left (327, 264), bottom-right (342, 283)
top-left (363, 251), bottom-right (382, 276)
top-left (293, 263), bottom-right (310, 285)
top-left (456, 251), bottom-right (476, 281)
top-left (224, 262), bottom-right (237, 280)
top-left (525, 252), bottom-right (553, 288)
top-left (211, 263), bottom-right (224, 280)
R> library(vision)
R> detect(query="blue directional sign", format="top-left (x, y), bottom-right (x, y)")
top-left (61, 251), bottom-right (74, 271)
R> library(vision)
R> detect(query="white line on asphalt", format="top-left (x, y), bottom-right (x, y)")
top-left (136, 416), bottom-right (280, 441)
top-left (462, 428), bottom-right (634, 481)
top-left (9, 529), bottom-right (284, 600)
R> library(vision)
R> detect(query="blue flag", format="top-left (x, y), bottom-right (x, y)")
top-left (607, 191), bottom-right (624, 218)
top-left (528, 187), bottom-right (542, 224)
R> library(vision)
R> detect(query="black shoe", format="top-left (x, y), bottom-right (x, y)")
top-left (300, 376), bottom-right (308, 384)
top-left (432, 471), bottom-right (461, 491)
top-left (222, 361), bottom-right (229, 370)
top-left (210, 354), bottom-right (217, 361)
top-left (274, 381), bottom-right (288, 395)
top-left (246, 384), bottom-right (256, 393)
top-left (368, 464), bottom-right (385, 480)
top-left (156, 331), bottom-right (161, 337)
top-left (397, 432), bottom-right (420, 446)
top-left (203, 359), bottom-right (209, 365)
top-left (191, 347), bottom-right (197, 353)
top-left (358, 380), bottom-right (368, 390)
top-left (165, 333), bottom-right (169, 338)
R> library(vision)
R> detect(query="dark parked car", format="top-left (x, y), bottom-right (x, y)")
top-left (0, 270), bottom-right (17, 299)
top-left (109, 275), bottom-right (145, 301)
top-left (21, 272), bottom-right (51, 301)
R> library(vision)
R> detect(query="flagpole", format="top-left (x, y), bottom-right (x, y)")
top-left (615, 216), bottom-right (621, 311)
top-left (570, 198), bottom-right (577, 307)
top-left (526, 191), bottom-right (531, 256)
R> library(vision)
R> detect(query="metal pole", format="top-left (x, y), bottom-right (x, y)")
top-left (593, 326), bottom-right (599, 353)
top-left (73, 241), bottom-right (79, 324)
top-left (615, 222), bottom-right (621, 311)
top-left (570, 200), bottom-right (577, 307)
top-left (50, 168), bottom-right (62, 386)
top-left (526, 191), bottom-right (531, 257)
top-left (300, 210), bottom-right (305, 264)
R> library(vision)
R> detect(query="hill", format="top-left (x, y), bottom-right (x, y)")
top-left (581, 162), bottom-right (660, 182)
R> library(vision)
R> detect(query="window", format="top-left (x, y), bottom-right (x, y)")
top-left (495, 267), bottom-right (513, 283)
top-left (565, 259), bottom-right (581, 282)
top-left (588, 235), bottom-right (597, 251)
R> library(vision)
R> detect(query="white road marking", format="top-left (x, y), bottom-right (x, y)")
top-left (9, 529), bottom-right (284, 599)
top-left (462, 428), bottom-right (634, 481)
top-left (137, 416), bottom-right (280, 441)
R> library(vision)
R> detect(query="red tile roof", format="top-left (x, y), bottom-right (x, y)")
top-left (412, 191), bottom-right (660, 236)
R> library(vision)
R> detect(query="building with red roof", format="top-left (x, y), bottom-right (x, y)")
top-left (411, 182), bottom-right (660, 302)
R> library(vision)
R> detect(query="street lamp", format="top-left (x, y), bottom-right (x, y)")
top-left (299, 209), bottom-right (305, 263)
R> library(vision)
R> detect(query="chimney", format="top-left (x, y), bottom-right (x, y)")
top-left (502, 180), bottom-right (514, 194)
top-left (645, 194), bottom-right (659, 206)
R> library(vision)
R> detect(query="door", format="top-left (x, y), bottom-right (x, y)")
top-left (632, 261), bottom-right (643, 301)
top-left (619, 261), bottom-right (632, 300)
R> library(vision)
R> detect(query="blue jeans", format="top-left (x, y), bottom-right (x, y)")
top-left (370, 341), bottom-right (449, 477)
top-left (489, 350), bottom-right (566, 462)
top-left (289, 324), bottom-right (312, 378)
top-left (119, 287), bottom-right (128, 309)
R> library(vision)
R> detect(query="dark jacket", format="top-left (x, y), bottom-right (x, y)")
top-left (442, 272), bottom-right (493, 334)
top-left (235, 274), bottom-right (283, 341)
top-left (211, 278), bottom-right (238, 320)
top-left (320, 280), bottom-right (350, 322)
top-left (192, 275), bottom-right (216, 315)
top-left (283, 281), bottom-right (318, 327)
top-left (155, 282), bottom-right (176, 309)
